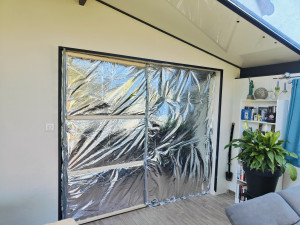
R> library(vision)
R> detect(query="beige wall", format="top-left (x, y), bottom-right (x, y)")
top-left (0, 0), bottom-right (240, 224)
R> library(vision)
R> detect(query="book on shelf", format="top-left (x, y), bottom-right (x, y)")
top-left (239, 185), bottom-right (248, 202)
top-left (237, 164), bottom-right (246, 182)
top-left (241, 105), bottom-right (277, 123)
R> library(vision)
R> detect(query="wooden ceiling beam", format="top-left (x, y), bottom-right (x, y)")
top-left (79, 0), bottom-right (87, 6)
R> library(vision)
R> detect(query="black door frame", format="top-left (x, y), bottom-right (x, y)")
top-left (58, 46), bottom-right (223, 220)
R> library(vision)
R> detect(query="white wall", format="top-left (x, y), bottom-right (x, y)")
top-left (229, 74), bottom-right (300, 192)
top-left (0, 0), bottom-right (240, 224)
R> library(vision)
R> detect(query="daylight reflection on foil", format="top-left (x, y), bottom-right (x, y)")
top-left (61, 52), bottom-right (216, 220)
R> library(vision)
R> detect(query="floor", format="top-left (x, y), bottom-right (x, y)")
top-left (86, 192), bottom-right (234, 225)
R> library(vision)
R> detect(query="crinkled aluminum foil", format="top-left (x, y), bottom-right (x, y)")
top-left (62, 52), bottom-right (216, 221)
top-left (67, 56), bottom-right (146, 116)
top-left (146, 65), bottom-right (215, 205)
top-left (66, 119), bottom-right (145, 170)
top-left (66, 166), bottom-right (144, 220)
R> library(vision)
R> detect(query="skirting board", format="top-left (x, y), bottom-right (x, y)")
top-left (76, 204), bottom-right (147, 224)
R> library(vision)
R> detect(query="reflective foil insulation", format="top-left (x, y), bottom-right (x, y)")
top-left (146, 66), bottom-right (215, 205)
top-left (61, 51), bottom-right (216, 221)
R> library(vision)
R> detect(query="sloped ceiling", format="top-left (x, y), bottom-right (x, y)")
top-left (97, 0), bottom-right (300, 68)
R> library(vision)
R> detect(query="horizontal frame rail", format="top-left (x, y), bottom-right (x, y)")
top-left (68, 161), bottom-right (144, 176)
top-left (67, 115), bottom-right (145, 120)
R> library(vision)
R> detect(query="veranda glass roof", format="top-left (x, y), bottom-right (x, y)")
top-left (221, 0), bottom-right (300, 52)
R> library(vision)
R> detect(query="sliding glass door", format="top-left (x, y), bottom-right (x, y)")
top-left (60, 50), bottom-right (216, 223)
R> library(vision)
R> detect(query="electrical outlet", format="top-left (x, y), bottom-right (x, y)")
top-left (45, 123), bottom-right (55, 132)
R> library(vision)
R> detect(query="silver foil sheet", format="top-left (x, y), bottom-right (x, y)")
top-left (66, 119), bottom-right (145, 170)
top-left (66, 166), bottom-right (144, 220)
top-left (62, 52), bottom-right (216, 221)
top-left (146, 66), bottom-right (215, 205)
top-left (66, 55), bottom-right (146, 116)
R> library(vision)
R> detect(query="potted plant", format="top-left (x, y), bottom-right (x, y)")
top-left (225, 124), bottom-right (298, 199)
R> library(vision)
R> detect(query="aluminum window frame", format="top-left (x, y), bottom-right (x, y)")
top-left (58, 46), bottom-right (224, 220)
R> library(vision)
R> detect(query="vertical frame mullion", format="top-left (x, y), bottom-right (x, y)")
top-left (60, 48), bottom-right (68, 219)
top-left (143, 65), bottom-right (150, 204)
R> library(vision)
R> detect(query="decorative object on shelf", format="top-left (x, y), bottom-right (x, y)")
top-left (251, 108), bottom-right (257, 120)
top-left (254, 87), bottom-right (268, 99)
top-left (240, 104), bottom-right (277, 124)
top-left (275, 81), bottom-right (280, 100)
top-left (241, 109), bottom-right (252, 120)
top-left (266, 106), bottom-right (276, 123)
top-left (253, 115), bottom-right (258, 121)
top-left (225, 122), bottom-right (298, 199)
top-left (247, 78), bottom-right (255, 100)
top-left (283, 81), bottom-right (288, 93)
top-left (258, 107), bottom-right (268, 122)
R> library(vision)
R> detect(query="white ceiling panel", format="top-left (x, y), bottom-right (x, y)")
top-left (98, 0), bottom-right (300, 68)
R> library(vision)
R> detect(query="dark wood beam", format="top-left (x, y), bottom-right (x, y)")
top-left (79, 0), bottom-right (87, 6)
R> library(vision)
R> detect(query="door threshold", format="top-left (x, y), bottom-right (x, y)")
top-left (77, 204), bottom-right (147, 224)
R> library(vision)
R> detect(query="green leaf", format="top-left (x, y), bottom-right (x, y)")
top-left (261, 161), bottom-right (267, 172)
top-left (271, 131), bottom-right (281, 146)
top-left (273, 145), bottom-right (285, 150)
top-left (267, 160), bottom-right (275, 174)
top-left (250, 152), bottom-right (259, 156)
top-left (267, 151), bottom-right (274, 163)
top-left (255, 160), bottom-right (262, 170)
top-left (257, 155), bottom-right (265, 164)
top-left (224, 139), bottom-right (244, 149)
top-left (275, 155), bottom-right (284, 166)
top-left (277, 140), bottom-right (286, 145)
top-left (289, 152), bottom-right (298, 159)
top-left (250, 161), bottom-right (256, 170)
top-left (286, 163), bottom-right (298, 181)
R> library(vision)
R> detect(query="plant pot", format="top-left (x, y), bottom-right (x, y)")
top-left (243, 165), bottom-right (282, 199)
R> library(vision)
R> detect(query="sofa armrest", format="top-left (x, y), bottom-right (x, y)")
top-left (226, 193), bottom-right (299, 225)
top-left (278, 185), bottom-right (300, 216)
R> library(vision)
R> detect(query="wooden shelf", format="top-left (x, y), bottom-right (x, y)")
top-left (237, 179), bottom-right (247, 185)
top-left (241, 120), bottom-right (276, 125)
top-left (236, 99), bottom-right (289, 203)
top-left (242, 99), bottom-right (277, 103)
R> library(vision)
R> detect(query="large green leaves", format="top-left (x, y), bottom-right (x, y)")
top-left (267, 151), bottom-right (274, 163)
top-left (224, 128), bottom-right (298, 181)
top-left (224, 139), bottom-right (244, 149)
top-left (267, 160), bottom-right (275, 174)
top-left (275, 154), bottom-right (284, 166)
top-left (286, 163), bottom-right (298, 181)
top-left (270, 131), bottom-right (281, 146)
top-left (289, 152), bottom-right (298, 159)
top-left (257, 154), bottom-right (265, 163)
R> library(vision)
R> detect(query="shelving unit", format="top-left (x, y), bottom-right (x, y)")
top-left (234, 99), bottom-right (289, 203)
top-left (241, 120), bottom-right (275, 125)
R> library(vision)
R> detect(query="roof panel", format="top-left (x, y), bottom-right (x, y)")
top-left (226, 0), bottom-right (300, 51)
